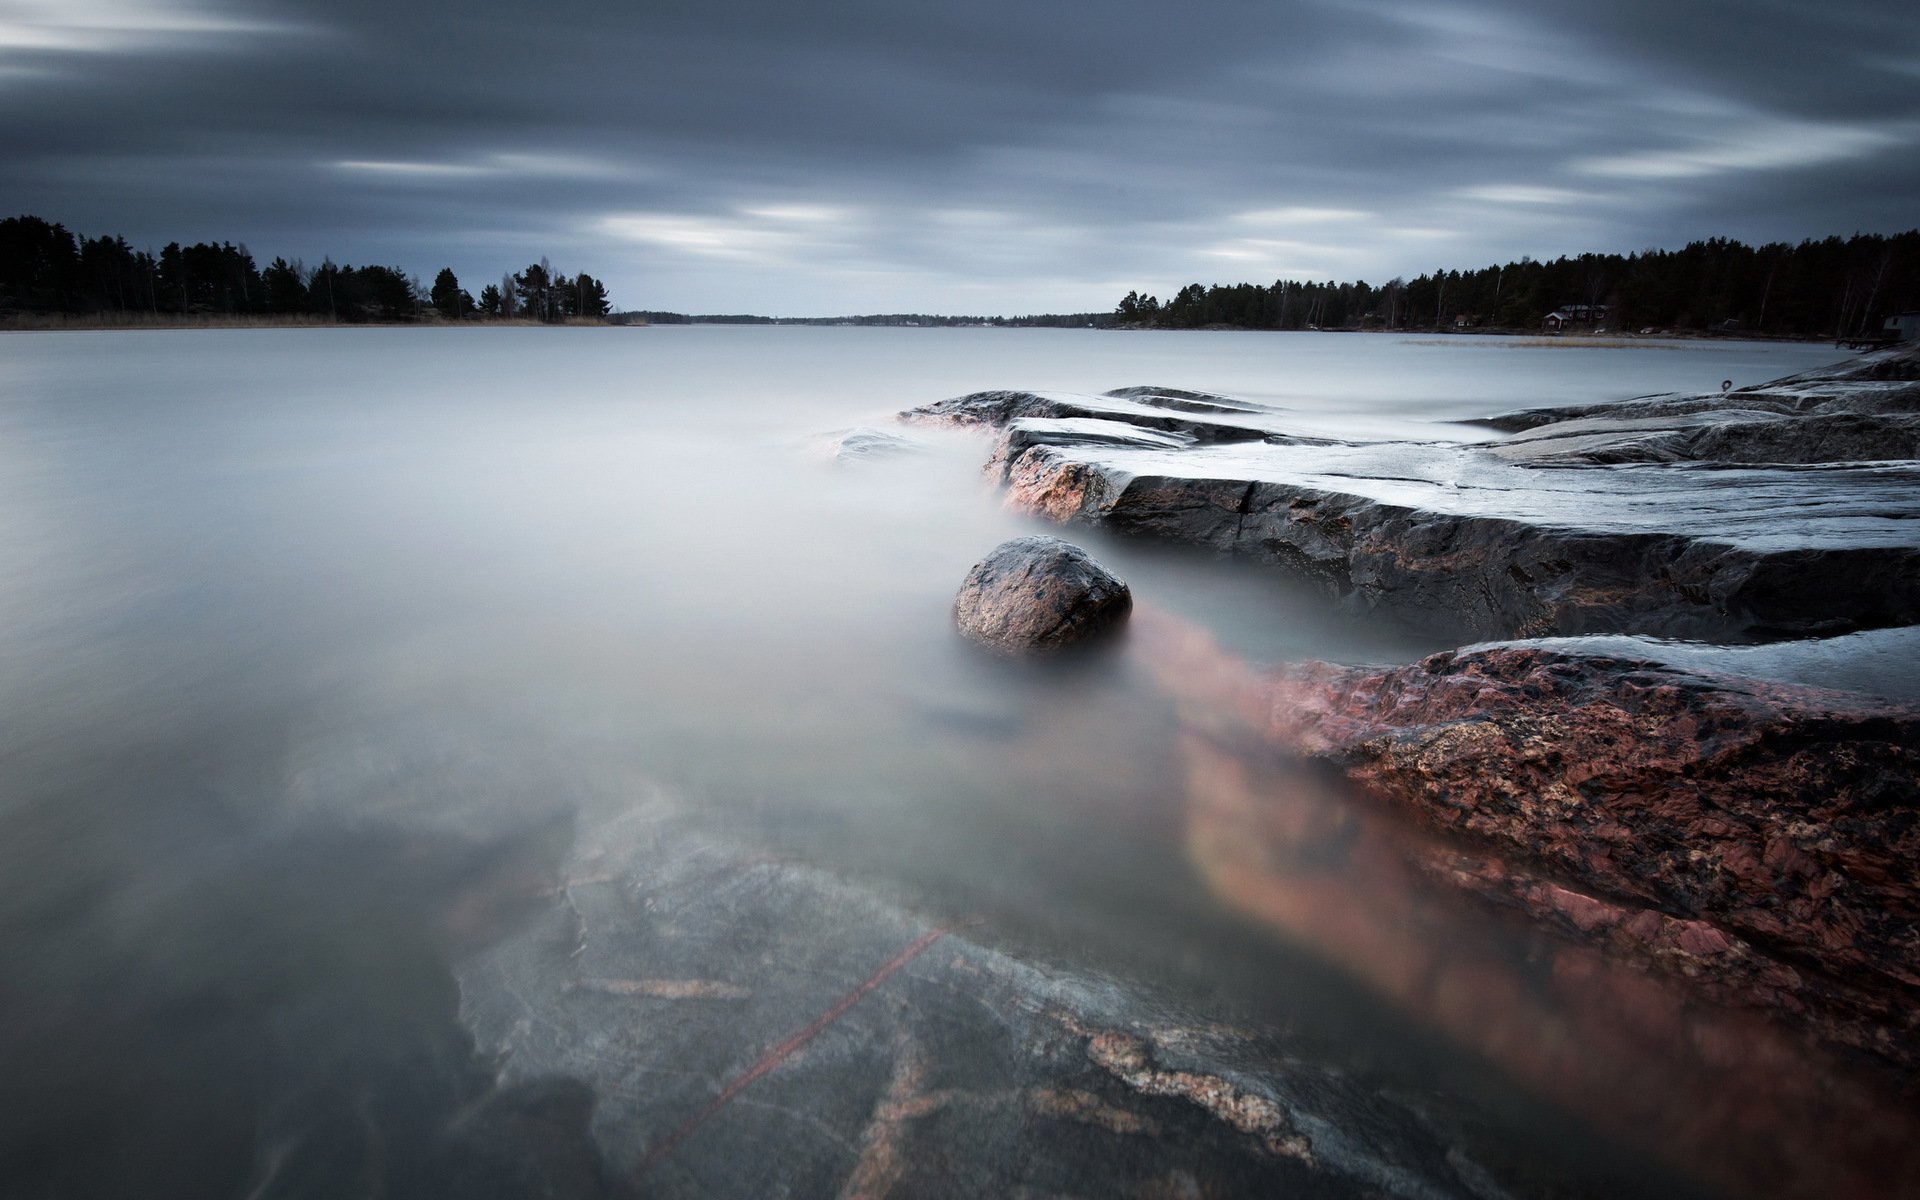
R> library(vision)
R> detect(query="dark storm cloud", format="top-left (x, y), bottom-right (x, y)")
top-left (2, 0), bottom-right (1916, 312)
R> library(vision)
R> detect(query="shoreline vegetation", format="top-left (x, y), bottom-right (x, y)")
top-left (0, 310), bottom-right (1876, 345)
top-left (0, 311), bottom-right (615, 332)
top-left (5, 214), bottom-right (1914, 338)
top-left (0, 313), bottom-right (1864, 344)
top-left (1111, 230), bottom-right (1919, 339)
top-left (0, 214), bottom-right (613, 326)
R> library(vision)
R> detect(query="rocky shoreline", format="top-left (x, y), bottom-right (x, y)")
top-left (458, 804), bottom-right (1566, 1200)
top-left (905, 350), bottom-right (1920, 643)
top-left (889, 347), bottom-right (1920, 1193)
top-left (432, 351), bottom-right (1920, 1200)
top-left (1134, 614), bottom-right (1919, 1075)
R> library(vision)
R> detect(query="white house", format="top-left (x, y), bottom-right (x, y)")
top-left (1885, 312), bottom-right (1920, 342)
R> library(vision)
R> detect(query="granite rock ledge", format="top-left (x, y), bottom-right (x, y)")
top-left (902, 350), bottom-right (1920, 642)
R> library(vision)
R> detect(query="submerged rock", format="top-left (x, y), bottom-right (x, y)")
top-left (459, 815), bottom-right (1543, 1200)
top-left (1132, 608), bottom-right (1920, 1082)
top-left (1158, 681), bottom-right (1920, 1200)
top-left (828, 426), bottom-right (928, 463)
top-left (953, 536), bottom-right (1132, 655)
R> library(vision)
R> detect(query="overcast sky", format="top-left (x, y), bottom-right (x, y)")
top-left (3, 0), bottom-right (1916, 314)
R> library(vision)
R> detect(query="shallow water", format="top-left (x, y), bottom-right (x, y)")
top-left (0, 328), bottom-right (1865, 1196)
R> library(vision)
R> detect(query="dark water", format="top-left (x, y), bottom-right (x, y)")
top-left (0, 328), bottom-right (1864, 1197)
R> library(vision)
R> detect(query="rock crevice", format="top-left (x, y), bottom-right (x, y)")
top-left (905, 348), bottom-right (1920, 642)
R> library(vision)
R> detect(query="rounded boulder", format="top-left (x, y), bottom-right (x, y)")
top-left (953, 536), bottom-right (1132, 655)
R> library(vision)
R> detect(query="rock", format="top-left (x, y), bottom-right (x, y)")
top-left (828, 426), bottom-right (927, 462)
top-left (907, 355), bottom-right (1920, 642)
top-left (1318, 647), bottom-right (1920, 1010)
top-left (998, 441), bottom-right (1920, 641)
top-left (458, 809), bottom-right (1550, 1200)
top-left (952, 536), bottom-right (1132, 655)
top-left (1486, 409), bottom-right (1920, 464)
top-left (1100, 384), bottom-right (1282, 416)
top-left (902, 388), bottom-right (1279, 443)
top-left (983, 417), bottom-right (1197, 482)
top-left (1170, 728), bottom-right (1920, 1200)
top-left (1130, 608), bottom-right (1920, 1080)
top-left (1506, 625), bottom-right (1920, 702)
top-left (1476, 346), bottom-right (1920, 432)
top-left (443, 643), bottom-right (1920, 1200)
top-left (1772, 343), bottom-right (1920, 384)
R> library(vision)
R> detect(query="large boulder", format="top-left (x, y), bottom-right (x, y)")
top-left (1130, 608), bottom-right (1920, 1079)
top-left (953, 536), bottom-right (1132, 655)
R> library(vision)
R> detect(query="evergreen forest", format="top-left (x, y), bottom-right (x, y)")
top-left (0, 215), bottom-right (610, 323)
top-left (1114, 231), bottom-right (1919, 337)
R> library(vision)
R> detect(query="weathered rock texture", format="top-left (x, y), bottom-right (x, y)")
top-left (1488, 409), bottom-right (1920, 465)
top-left (952, 535), bottom-right (1132, 655)
top-left (895, 354), bottom-right (1920, 1198)
top-left (1477, 351), bottom-right (1920, 434)
top-left (1172, 727), bottom-right (1920, 1200)
top-left (904, 351), bottom-right (1920, 643)
top-left (906, 386), bottom-right (1285, 443)
top-left (459, 810), bottom-right (1554, 1200)
top-left (1132, 610), bottom-right (1920, 1082)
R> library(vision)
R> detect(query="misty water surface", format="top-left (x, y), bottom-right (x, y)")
top-left (0, 327), bottom-right (1852, 1196)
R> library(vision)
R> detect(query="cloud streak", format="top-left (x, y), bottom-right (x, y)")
top-left (1, 0), bottom-right (1915, 313)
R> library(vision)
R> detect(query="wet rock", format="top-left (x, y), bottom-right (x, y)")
top-left (1166, 720), bottom-right (1920, 1200)
top-left (1131, 609), bottom-right (1920, 1080)
top-left (1477, 346), bottom-right (1920, 432)
top-left (1319, 647), bottom-right (1920, 1014)
top-left (953, 535), bottom-right (1132, 655)
top-left (999, 442), bottom-right (1920, 641)
top-left (915, 359), bottom-right (1920, 642)
top-left (829, 426), bottom-right (928, 462)
top-left (458, 817), bottom-right (1547, 1200)
top-left (983, 417), bottom-right (1197, 484)
top-left (902, 388), bottom-right (1277, 443)
top-left (902, 387), bottom-right (1066, 429)
top-left (1100, 385), bottom-right (1284, 417)
top-left (1488, 410), bottom-right (1920, 464)
top-left (1508, 624), bottom-right (1920, 702)
top-left (1771, 343), bottom-right (1920, 384)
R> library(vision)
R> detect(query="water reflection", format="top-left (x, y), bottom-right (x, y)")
top-left (1141, 610), bottom-right (1920, 1200)
top-left (0, 329), bottom-right (1879, 1196)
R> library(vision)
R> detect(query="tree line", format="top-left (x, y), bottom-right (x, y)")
top-left (1115, 230), bottom-right (1920, 337)
top-left (0, 214), bottom-right (611, 323)
top-left (622, 310), bottom-right (1113, 327)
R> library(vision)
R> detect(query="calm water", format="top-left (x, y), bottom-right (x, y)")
top-left (0, 328), bottom-right (1859, 1197)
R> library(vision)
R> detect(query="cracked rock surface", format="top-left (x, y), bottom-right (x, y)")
top-left (904, 349), bottom-right (1920, 642)
top-left (458, 804), bottom-right (1555, 1200)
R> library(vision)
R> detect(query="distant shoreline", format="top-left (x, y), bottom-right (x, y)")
top-left (0, 313), bottom-right (623, 332)
top-left (0, 312), bottom-right (1859, 346)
